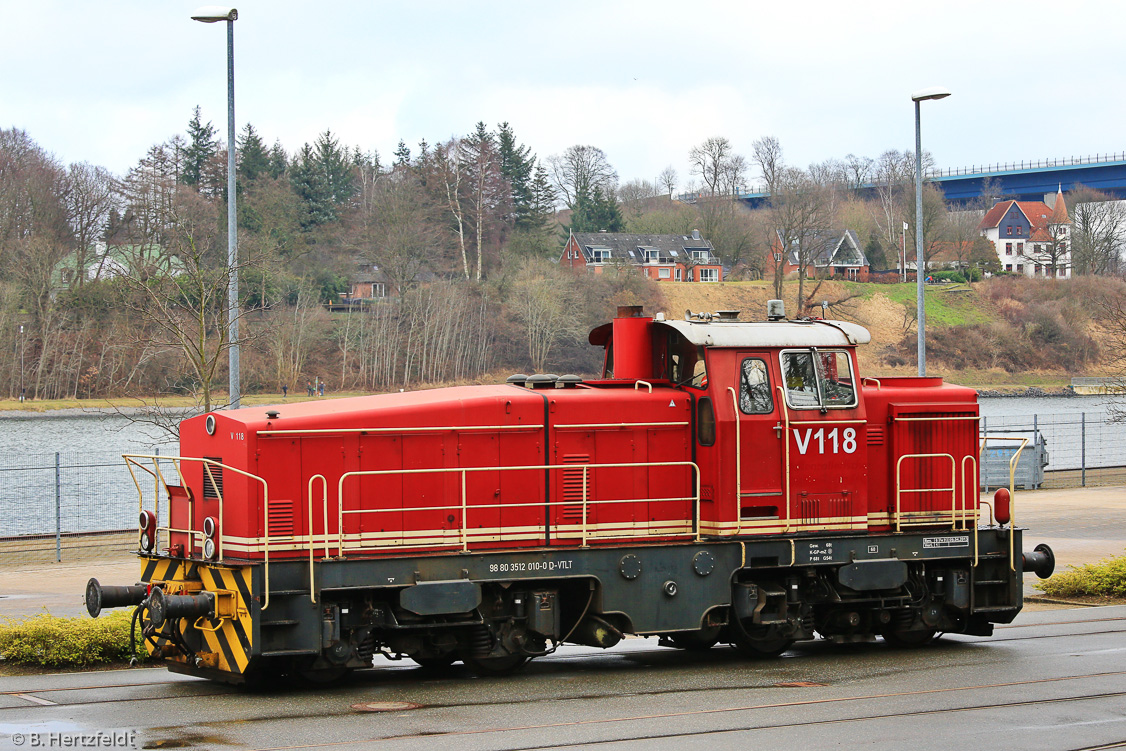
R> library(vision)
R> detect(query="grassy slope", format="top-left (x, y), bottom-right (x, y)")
top-left (658, 279), bottom-right (1094, 389)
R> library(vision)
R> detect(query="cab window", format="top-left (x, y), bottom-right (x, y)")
top-left (738, 358), bottom-right (773, 414)
top-left (668, 332), bottom-right (707, 389)
top-left (781, 349), bottom-right (857, 409)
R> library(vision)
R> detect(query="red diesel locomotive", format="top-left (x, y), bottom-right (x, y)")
top-left (86, 303), bottom-right (1054, 683)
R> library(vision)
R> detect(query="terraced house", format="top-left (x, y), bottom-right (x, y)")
top-left (559, 231), bottom-right (723, 282)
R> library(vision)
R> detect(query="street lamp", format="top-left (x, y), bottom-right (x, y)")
top-left (911, 85), bottom-right (951, 377)
top-left (18, 324), bottom-right (24, 403)
top-left (191, 5), bottom-right (240, 409)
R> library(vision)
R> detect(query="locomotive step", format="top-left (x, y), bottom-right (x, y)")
top-left (259, 649), bottom-right (319, 657)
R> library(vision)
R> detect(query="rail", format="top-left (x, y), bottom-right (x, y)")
top-left (894, 453), bottom-right (958, 533)
top-left (978, 435), bottom-right (1029, 571)
top-left (123, 454), bottom-right (275, 610)
top-left (328, 461), bottom-right (702, 559)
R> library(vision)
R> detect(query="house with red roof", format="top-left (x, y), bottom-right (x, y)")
top-left (765, 229), bottom-right (870, 281)
top-left (977, 188), bottom-right (1071, 278)
top-left (559, 230), bottom-right (723, 282)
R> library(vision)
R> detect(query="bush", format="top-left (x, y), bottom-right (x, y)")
top-left (932, 270), bottom-right (966, 283)
top-left (0, 612), bottom-right (145, 668)
top-left (1037, 553), bottom-right (1126, 599)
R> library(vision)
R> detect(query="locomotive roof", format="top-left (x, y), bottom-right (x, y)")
top-left (656, 319), bottom-right (871, 348)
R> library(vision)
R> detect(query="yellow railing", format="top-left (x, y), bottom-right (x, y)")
top-left (123, 454), bottom-right (274, 610)
top-left (329, 461), bottom-right (701, 554)
top-left (978, 435), bottom-right (1029, 571)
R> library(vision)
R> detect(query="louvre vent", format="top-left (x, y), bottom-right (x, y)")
top-left (268, 498), bottom-right (295, 538)
top-left (867, 426), bottom-right (884, 446)
top-left (202, 457), bottom-right (223, 499)
top-left (561, 454), bottom-right (592, 522)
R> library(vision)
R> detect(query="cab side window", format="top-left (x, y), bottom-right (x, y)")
top-left (739, 358), bottom-right (773, 414)
top-left (782, 351), bottom-right (820, 407)
top-left (781, 349), bottom-right (857, 409)
top-left (818, 350), bottom-right (855, 407)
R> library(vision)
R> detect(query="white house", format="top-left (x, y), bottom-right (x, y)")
top-left (977, 187), bottom-right (1071, 278)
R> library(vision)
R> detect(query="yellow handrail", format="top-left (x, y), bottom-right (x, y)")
top-left (978, 435), bottom-right (1029, 571)
top-left (307, 474), bottom-right (328, 603)
top-left (124, 454), bottom-right (273, 611)
top-left (331, 461), bottom-right (701, 555)
top-left (894, 453), bottom-right (956, 533)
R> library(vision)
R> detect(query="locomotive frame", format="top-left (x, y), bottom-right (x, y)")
top-left (85, 304), bottom-right (1055, 683)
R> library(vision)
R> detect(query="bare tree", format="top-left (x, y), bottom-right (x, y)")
top-left (871, 150), bottom-right (913, 262)
top-left (548, 145), bottom-right (617, 210)
top-left (752, 136), bottom-right (784, 195)
top-left (460, 124), bottom-right (508, 281)
top-left (689, 137), bottom-right (736, 195)
top-left (842, 154), bottom-right (873, 190)
top-left (618, 178), bottom-right (660, 219)
top-left (905, 180), bottom-right (948, 273)
top-left (943, 209), bottom-right (984, 273)
top-left (355, 171), bottom-right (444, 295)
top-left (432, 139), bottom-right (470, 278)
top-left (769, 167), bottom-right (833, 313)
top-left (65, 162), bottom-right (115, 287)
top-left (1070, 186), bottom-right (1126, 275)
top-left (510, 260), bottom-right (584, 372)
top-left (118, 190), bottom-right (240, 413)
top-left (658, 165), bottom-right (678, 197)
top-left (1022, 221), bottom-right (1070, 277)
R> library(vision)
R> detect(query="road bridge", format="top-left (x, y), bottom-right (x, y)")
top-left (680, 153), bottom-right (1126, 208)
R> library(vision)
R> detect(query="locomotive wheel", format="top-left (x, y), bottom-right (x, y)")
top-left (668, 626), bottom-right (722, 651)
top-left (730, 622), bottom-right (794, 658)
top-left (881, 628), bottom-right (937, 648)
top-left (464, 654), bottom-right (529, 675)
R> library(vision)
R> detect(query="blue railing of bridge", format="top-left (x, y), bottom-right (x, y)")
top-left (676, 151), bottom-right (1126, 204)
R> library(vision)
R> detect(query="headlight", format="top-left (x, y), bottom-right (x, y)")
top-left (139, 510), bottom-right (156, 552)
top-left (203, 516), bottom-right (218, 538)
top-left (203, 537), bottom-right (217, 560)
top-left (205, 414), bottom-right (216, 435)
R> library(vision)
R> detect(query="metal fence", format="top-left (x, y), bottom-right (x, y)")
top-left (0, 448), bottom-right (160, 566)
top-left (0, 412), bottom-right (1122, 566)
top-left (980, 412), bottom-right (1126, 489)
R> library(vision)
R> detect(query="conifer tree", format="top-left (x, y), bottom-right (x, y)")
top-left (267, 141), bottom-right (288, 179)
top-left (237, 123), bottom-right (270, 183)
top-left (393, 140), bottom-right (411, 169)
top-left (289, 143), bottom-right (334, 227)
top-left (313, 129), bottom-right (355, 206)
top-left (181, 105), bottom-right (218, 190)
top-left (496, 122), bottom-right (535, 230)
top-left (570, 186), bottom-right (623, 233)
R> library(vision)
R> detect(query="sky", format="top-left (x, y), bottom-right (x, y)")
top-left (4, 0), bottom-right (1125, 192)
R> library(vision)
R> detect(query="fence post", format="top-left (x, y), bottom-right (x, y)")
top-left (1081, 412), bottom-right (1086, 487)
top-left (55, 452), bottom-right (62, 563)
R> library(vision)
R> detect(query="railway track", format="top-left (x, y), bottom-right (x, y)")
top-left (2, 611), bottom-right (1124, 750)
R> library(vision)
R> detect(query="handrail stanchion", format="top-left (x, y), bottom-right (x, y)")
top-left (581, 465), bottom-right (589, 547)
top-left (461, 470), bottom-right (468, 552)
top-left (307, 474), bottom-right (328, 604)
top-left (727, 387), bottom-right (742, 535)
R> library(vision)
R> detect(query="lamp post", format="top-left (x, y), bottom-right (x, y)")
top-left (191, 5), bottom-right (240, 409)
top-left (911, 86), bottom-right (951, 377)
top-left (18, 324), bottom-right (24, 403)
